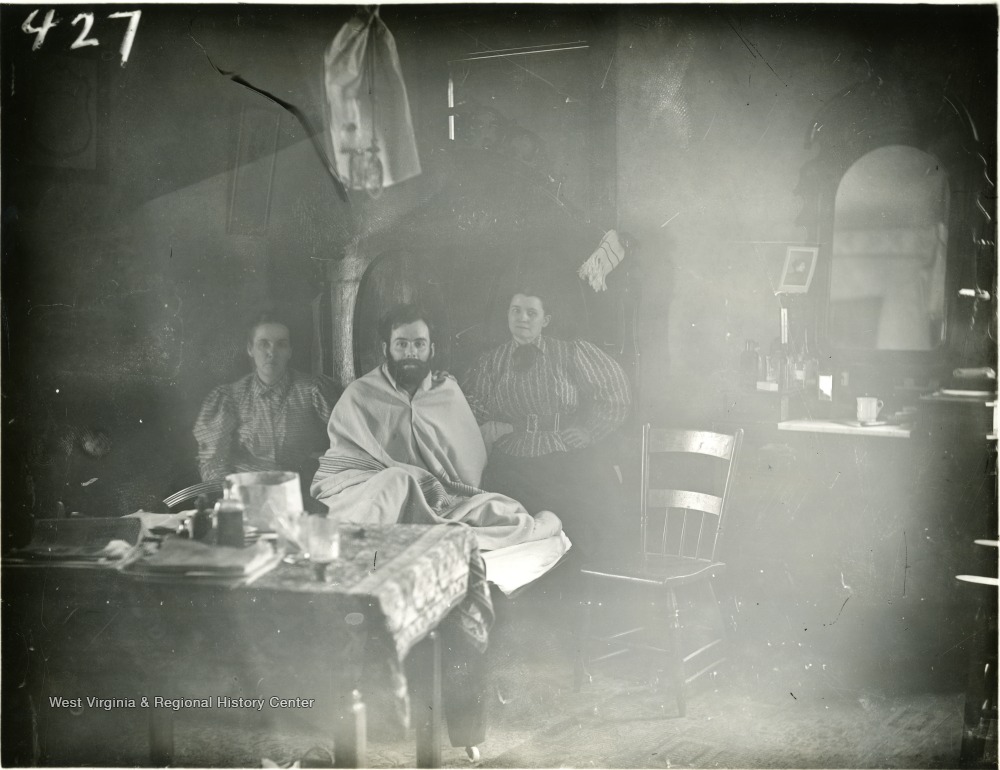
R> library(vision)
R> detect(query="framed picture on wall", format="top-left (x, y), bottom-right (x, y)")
top-left (776, 246), bottom-right (819, 294)
top-left (22, 54), bottom-right (104, 174)
top-left (227, 105), bottom-right (282, 235)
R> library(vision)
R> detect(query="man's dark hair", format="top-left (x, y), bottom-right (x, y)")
top-left (246, 311), bottom-right (292, 347)
top-left (378, 303), bottom-right (434, 349)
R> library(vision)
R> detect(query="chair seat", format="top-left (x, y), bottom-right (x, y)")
top-left (581, 556), bottom-right (726, 587)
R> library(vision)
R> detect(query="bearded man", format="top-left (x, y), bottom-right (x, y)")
top-left (310, 303), bottom-right (562, 551)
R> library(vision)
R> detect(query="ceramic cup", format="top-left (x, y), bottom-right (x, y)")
top-left (856, 396), bottom-right (884, 423)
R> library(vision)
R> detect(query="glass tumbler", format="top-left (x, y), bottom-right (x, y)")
top-left (306, 516), bottom-right (340, 581)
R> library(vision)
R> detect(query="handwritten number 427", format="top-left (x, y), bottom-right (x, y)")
top-left (22, 9), bottom-right (142, 66)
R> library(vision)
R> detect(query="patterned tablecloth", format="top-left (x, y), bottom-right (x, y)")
top-left (256, 522), bottom-right (494, 659)
top-left (251, 522), bottom-right (495, 749)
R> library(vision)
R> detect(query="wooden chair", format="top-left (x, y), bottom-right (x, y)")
top-left (574, 424), bottom-right (743, 717)
top-left (957, 539), bottom-right (998, 768)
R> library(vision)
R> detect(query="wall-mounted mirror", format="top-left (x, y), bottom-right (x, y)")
top-left (796, 64), bottom-right (996, 371)
top-left (830, 146), bottom-right (949, 351)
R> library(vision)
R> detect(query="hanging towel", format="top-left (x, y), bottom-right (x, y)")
top-left (323, 12), bottom-right (421, 191)
top-left (578, 229), bottom-right (626, 292)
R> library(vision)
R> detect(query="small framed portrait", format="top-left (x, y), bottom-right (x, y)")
top-left (777, 246), bottom-right (819, 294)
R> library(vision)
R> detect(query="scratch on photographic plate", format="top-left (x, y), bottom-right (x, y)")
top-left (823, 596), bottom-right (850, 627)
top-left (27, 303), bottom-right (73, 316)
top-left (87, 611), bottom-right (121, 648)
top-left (701, 110), bottom-right (717, 141)
top-left (902, 530), bottom-right (910, 597)
top-left (600, 51), bottom-right (615, 89)
top-left (725, 16), bottom-right (787, 86)
top-left (755, 95), bottom-right (779, 146)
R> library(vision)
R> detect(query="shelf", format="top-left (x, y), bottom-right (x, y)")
top-left (920, 391), bottom-right (997, 405)
top-left (754, 382), bottom-right (808, 395)
top-left (777, 418), bottom-right (912, 439)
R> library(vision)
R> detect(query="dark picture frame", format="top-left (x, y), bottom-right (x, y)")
top-left (777, 246), bottom-right (819, 294)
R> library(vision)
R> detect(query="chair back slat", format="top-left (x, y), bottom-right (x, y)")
top-left (640, 424), bottom-right (743, 562)
top-left (647, 428), bottom-right (735, 460)
top-left (646, 489), bottom-right (722, 515)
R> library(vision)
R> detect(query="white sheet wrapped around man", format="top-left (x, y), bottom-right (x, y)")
top-left (311, 363), bottom-right (565, 553)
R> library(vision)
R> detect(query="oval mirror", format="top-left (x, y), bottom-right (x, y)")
top-left (829, 146), bottom-right (949, 351)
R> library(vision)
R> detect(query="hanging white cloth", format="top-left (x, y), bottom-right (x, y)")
top-left (578, 229), bottom-right (627, 292)
top-left (323, 11), bottom-right (421, 192)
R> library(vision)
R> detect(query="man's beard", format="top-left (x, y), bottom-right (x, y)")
top-left (387, 357), bottom-right (431, 388)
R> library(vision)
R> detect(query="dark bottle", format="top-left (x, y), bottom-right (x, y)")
top-left (792, 347), bottom-right (806, 391)
top-left (215, 500), bottom-right (246, 548)
top-left (768, 338), bottom-right (784, 387)
top-left (191, 495), bottom-right (213, 542)
top-left (815, 357), bottom-right (834, 418)
top-left (802, 329), bottom-right (818, 394)
top-left (740, 340), bottom-right (760, 390)
top-left (804, 356), bottom-right (819, 394)
top-left (773, 340), bottom-right (792, 392)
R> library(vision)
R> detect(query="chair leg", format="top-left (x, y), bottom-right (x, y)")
top-left (711, 574), bottom-right (739, 638)
top-left (574, 596), bottom-right (592, 691)
top-left (705, 579), bottom-right (732, 690)
top-left (708, 579), bottom-right (732, 653)
top-left (665, 588), bottom-right (686, 717)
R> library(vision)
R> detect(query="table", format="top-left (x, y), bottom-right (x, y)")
top-left (2, 523), bottom-right (493, 767)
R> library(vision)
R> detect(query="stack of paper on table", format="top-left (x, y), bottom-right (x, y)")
top-left (119, 538), bottom-right (281, 586)
top-left (7, 517), bottom-right (142, 568)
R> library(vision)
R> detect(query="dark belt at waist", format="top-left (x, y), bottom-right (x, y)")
top-left (518, 414), bottom-right (562, 433)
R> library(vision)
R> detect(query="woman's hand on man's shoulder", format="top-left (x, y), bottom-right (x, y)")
top-left (558, 426), bottom-right (591, 450)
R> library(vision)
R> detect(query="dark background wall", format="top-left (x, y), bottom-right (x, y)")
top-left (2, 6), bottom-right (360, 535)
top-left (615, 5), bottom-right (996, 425)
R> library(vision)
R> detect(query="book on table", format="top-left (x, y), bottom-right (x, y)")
top-left (119, 537), bottom-right (282, 585)
top-left (7, 517), bottom-right (142, 568)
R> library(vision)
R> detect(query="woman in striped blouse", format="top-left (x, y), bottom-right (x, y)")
top-left (461, 285), bottom-right (632, 557)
